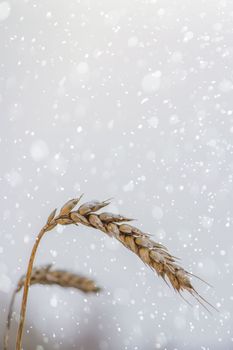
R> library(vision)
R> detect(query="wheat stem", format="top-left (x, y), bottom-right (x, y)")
top-left (4, 289), bottom-right (17, 350)
top-left (16, 225), bottom-right (48, 350)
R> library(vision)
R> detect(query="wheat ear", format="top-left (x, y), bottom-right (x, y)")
top-left (4, 264), bottom-right (100, 350)
top-left (16, 195), bottom-right (215, 349)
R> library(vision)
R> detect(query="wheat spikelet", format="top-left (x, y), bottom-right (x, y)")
top-left (16, 195), bottom-right (215, 349)
top-left (4, 265), bottom-right (100, 350)
top-left (70, 200), bottom-right (214, 309)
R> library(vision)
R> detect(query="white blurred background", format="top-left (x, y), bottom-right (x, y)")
top-left (0, 0), bottom-right (233, 349)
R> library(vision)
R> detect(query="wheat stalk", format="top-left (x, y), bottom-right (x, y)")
top-left (16, 195), bottom-right (215, 349)
top-left (4, 264), bottom-right (100, 350)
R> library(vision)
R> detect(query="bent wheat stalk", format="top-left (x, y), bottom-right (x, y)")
top-left (5, 264), bottom-right (100, 350)
top-left (16, 195), bottom-right (215, 349)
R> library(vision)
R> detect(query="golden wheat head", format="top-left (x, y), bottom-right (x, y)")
top-left (49, 195), bottom-right (214, 309)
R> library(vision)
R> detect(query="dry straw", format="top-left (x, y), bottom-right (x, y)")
top-left (15, 195), bottom-right (216, 349)
top-left (4, 264), bottom-right (101, 350)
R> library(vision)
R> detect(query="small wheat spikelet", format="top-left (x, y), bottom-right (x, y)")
top-left (16, 194), bottom-right (216, 349)
top-left (4, 264), bottom-right (101, 350)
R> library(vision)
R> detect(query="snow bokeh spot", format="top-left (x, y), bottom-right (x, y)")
top-left (152, 206), bottom-right (164, 220)
top-left (0, 1), bottom-right (11, 21)
top-left (5, 170), bottom-right (22, 187)
top-left (128, 36), bottom-right (138, 47)
top-left (30, 140), bottom-right (49, 161)
top-left (76, 62), bottom-right (89, 75)
top-left (123, 180), bottom-right (134, 192)
top-left (218, 79), bottom-right (233, 93)
top-left (50, 295), bottom-right (58, 307)
top-left (142, 71), bottom-right (162, 94)
top-left (183, 31), bottom-right (194, 42)
top-left (36, 346), bottom-right (44, 350)
top-left (147, 116), bottom-right (159, 129)
top-left (0, 263), bottom-right (11, 293)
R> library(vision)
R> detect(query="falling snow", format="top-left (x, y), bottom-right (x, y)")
top-left (0, 1), bottom-right (233, 349)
